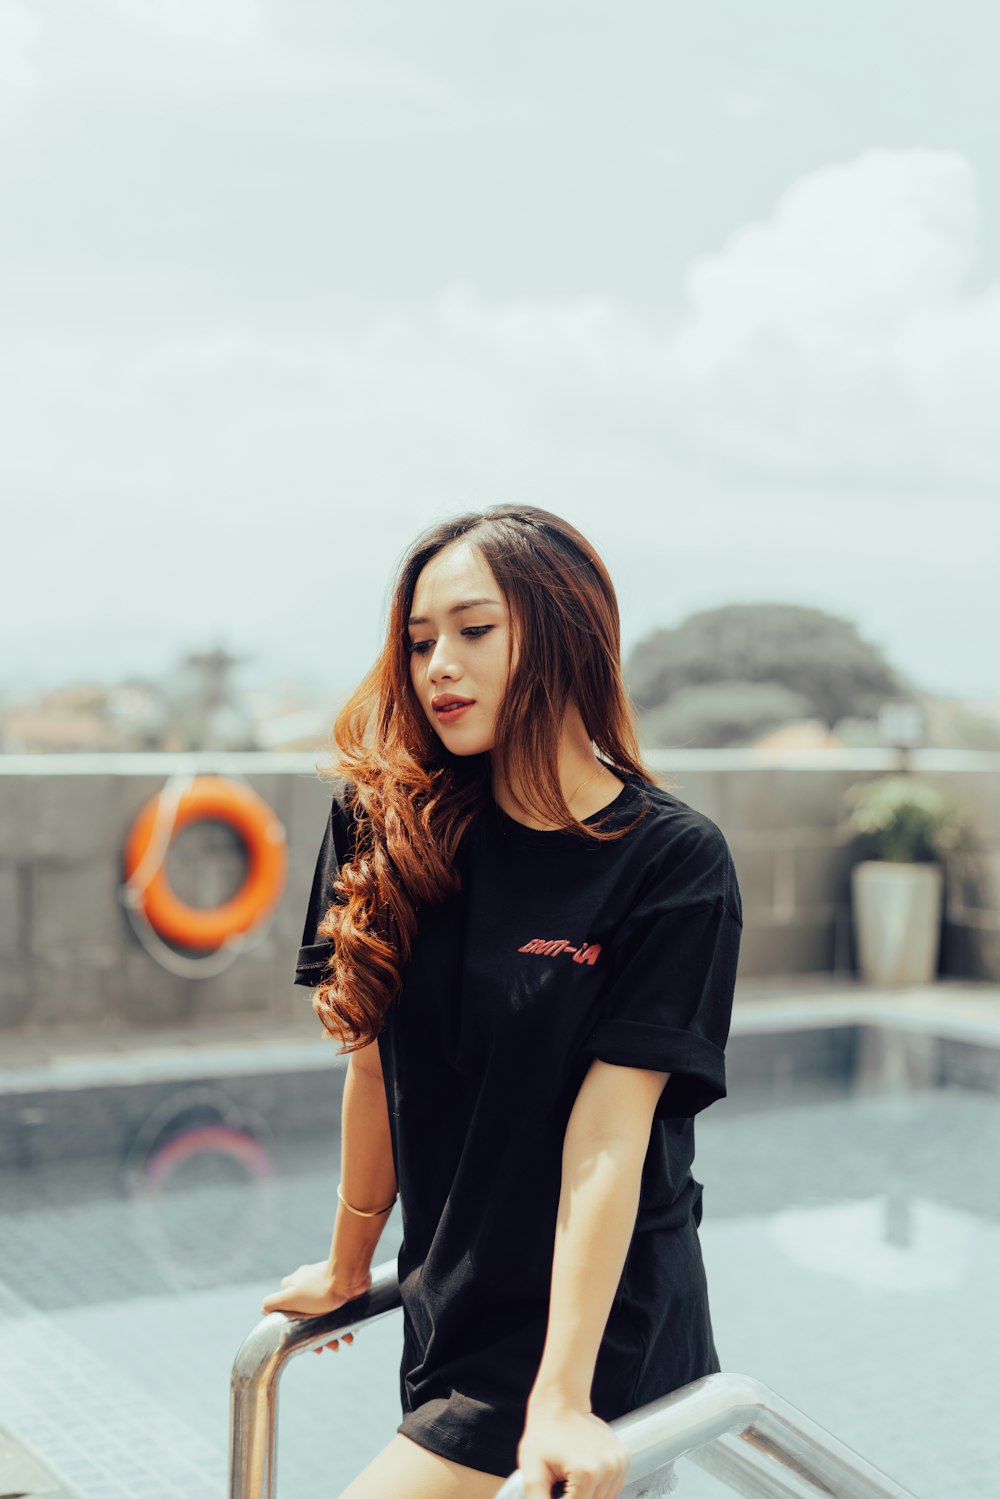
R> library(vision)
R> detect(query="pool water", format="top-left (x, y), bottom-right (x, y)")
top-left (0, 1083), bottom-right (997, 1499)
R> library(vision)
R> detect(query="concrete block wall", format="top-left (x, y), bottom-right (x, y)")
top-left (0, 748), bottom-right (997, 1038)
top-left (659, 757), bottom-right (857, 976)
top-left (0, 754), bottom-right (334, 1036)
top-left (652, 747), bottom-right (1000, 983)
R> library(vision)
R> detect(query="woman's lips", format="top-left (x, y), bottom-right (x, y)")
top-left (434, 700), bottom-right (474, 721)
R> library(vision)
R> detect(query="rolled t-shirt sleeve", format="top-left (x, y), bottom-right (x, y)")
top-left (579, 823), bottom-right (743, 1120)
top-left (293, 785), bottom-right (356, 988)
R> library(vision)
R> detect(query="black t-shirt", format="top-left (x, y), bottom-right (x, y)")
top-left (294, 767), bottom-right (742, 1478)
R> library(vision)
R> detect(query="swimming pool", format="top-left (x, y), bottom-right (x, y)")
top-left (0, 1071), bottom-right (997, 1498)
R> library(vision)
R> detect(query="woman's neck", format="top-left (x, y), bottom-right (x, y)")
top-left (493, 758), bottom-right (625, 831)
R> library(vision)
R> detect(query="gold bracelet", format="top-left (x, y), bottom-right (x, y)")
top-left (337, 1183), bottom-right (397, 1218)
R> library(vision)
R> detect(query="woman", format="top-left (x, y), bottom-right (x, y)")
top-left (261, 505), bottom-right (743, 1499)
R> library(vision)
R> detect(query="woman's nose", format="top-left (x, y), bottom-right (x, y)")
top-left (427, 640), bottom-right (458, 678)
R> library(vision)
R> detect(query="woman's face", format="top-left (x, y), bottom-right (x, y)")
top-left (407, 540), bottom-right (518, 755)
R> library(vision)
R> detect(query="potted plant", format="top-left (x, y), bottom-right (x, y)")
top-left (841, 775), bottom-right (969, 986)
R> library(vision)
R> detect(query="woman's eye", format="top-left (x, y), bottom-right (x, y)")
top-left (408, 626), bottom-right (492, 656)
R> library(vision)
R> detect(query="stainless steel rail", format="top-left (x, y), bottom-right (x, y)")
top-left (494, 1375), bottom-right (920, 1499)
top-left (230, 1256), bottom-right (919, 1499)
top-left (229, 1256), bottom-right (403, 1499)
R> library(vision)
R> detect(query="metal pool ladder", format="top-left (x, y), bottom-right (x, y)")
top-left (230, 1257), bottom-right (919, 1499)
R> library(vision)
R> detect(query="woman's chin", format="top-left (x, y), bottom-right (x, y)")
top-left (435, 727), bottom-right (494, 757)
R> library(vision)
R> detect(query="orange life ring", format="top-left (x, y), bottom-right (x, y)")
top-left (123, 775), bottom-right (288, 951)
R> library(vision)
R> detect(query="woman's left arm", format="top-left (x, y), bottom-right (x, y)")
top-left (518, 1058), bottom-right (670, 1499)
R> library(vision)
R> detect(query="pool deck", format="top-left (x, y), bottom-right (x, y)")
top-left (1, 974), bottom-right (999, 1095)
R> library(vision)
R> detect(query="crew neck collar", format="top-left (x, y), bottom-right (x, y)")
top-left (488, 767), bottom-right (642, 841)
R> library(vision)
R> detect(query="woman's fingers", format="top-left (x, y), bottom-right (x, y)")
top-left (312, 1332), bottom-right (358, 1355)
top-left (261, 1291), bottom-right (303, 1314)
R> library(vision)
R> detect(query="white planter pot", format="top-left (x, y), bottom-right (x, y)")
top-left (850, 860), bottom-right (944, 986)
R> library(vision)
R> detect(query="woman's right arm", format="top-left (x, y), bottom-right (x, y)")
top-left (328, 1042), bottom-right (398, 1283)
top-left (260, 1040), bottom-right (397, 1322)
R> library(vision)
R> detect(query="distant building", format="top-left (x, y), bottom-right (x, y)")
top-left (2, 684), bottom-right (121, 753)
top-left (749, 719), bottom-right (849, 752)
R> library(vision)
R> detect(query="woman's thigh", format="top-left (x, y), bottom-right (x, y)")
top-left (337, 1431), bottom-right (509, 1499)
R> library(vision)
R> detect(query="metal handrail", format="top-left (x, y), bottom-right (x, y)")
top-left (229, 1257), bottom-right (403, 1499)
top-left (494, 1375), bottom-right (919, 1499)
top-left (230, 1256), bottom-right (919, 1499)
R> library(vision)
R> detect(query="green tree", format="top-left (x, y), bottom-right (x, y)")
top-left (639, 680), bottom-right (817, 750)
top-left (949, 708), bottom-right (1000, 751)
top-left (625, 603), bottom-right (908, 735)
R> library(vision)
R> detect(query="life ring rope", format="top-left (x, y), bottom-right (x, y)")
top-left (122, 771), bottom-right (195, 903)
top-left (119, 881), bottom-right (250, 978)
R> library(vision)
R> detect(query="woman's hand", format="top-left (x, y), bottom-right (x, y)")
top-left (518, 1392), bottom-right (631, 1499)
top-left (260, 1261), bottom-right (372, 1355)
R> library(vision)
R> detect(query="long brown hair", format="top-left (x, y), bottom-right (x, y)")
top-left (310, 504), bottom-right (669, 1052)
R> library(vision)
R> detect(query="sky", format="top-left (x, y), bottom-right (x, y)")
top-left (3, 0), bottom-right (999, 703)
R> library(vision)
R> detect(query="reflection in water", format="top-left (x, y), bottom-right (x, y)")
top-left (121, 1083), bottom-right (277, 1290)
top-left (884, 1190), bottom-right (913, 1250)
top-left (1, 1085), bottom-right (995, 1498)
top-left (143, 1122), bottom-right (271, 1186)
top-left (768, 1196), bottom-right (980, 1291)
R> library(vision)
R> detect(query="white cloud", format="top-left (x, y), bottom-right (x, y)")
top-left (0, 0), bottom-right (42, 99)
top-left (665, 148), bottom-right (998, 480)
top-left (102, 0), bottom-right (269, 50)
top-left (3, 148), bottom-right (998, 585)
top-left (96, 0), bottom-right (448, 101)
top-left (677, 148), bottom-right (979, 360)
top-left (385, 148), bottom-right (1000, 488)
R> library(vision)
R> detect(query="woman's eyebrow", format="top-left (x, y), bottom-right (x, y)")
top-left (407, 598), bottom-right (503, 628)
